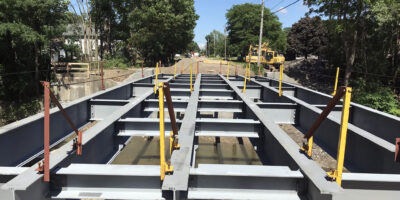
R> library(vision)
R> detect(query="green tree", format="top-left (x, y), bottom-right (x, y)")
top-left (304, 0), bottom-right (400, 116)
top-left (91, 0), bottom-right (133, 62)
top-left (288, 16), bottom-right (327, 59)
top-left (305, 0), bottom-right (368, 86)
top-left (226, 3), bottom-right (286, 59)
top-left (128, 0), bottom-right (198, 65)
top-left (205, 30), bottom-right (226, 57)
top-left (187, 41), bottom-right (200, 53)
top-left (0, 0), bottom-right (69, 123)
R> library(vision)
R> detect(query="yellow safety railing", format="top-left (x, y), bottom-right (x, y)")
top-left (332, 67), bottom-right (340, 96)
top-left (279, 64), bottom-right (283, 96)
top-left (173, 63), bottom-right (176, 79)
top-left (190, 63), bottom-right (193, 92)
top-left (158, 82), bottom-right (173, 181)
top-left (154, 62), bottom-right (159, 94)
top-left (242, 63), bottom-right (250, 93)
top-left (227, 61), bottom-right (230, 79)
top-left (300, 86), bottom-right (352, 186)
top-left (327, 87), bottom-right (352, 186)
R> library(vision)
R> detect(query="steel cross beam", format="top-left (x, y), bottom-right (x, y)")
top-left (249, 76), bottom-right (398, 174)
top-left (237, 75), bottom-right (400, 196)
top-left (162, 74), bottom-right (201, 198)
top-left (1, 76), bottom-right (174, 199)
top-left (217, 74), bottom-right (343, 200)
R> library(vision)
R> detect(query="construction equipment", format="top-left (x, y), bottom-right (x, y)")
top-left (245, 42), bottom-right (285, 70)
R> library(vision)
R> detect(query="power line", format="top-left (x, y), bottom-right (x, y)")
top-left (272, 0), bottom-right (299, 14)
top-left (270, 0), bottom-right (286, 10)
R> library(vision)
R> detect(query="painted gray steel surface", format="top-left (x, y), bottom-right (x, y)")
top-left (0, 73), bottom-right (399, 200)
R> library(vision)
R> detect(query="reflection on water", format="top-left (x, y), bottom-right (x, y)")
top-left (195, 136), bottom-right (261, 167)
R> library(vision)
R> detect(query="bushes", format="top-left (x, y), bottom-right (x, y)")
top-left (352, 78), bottom-right (400, 117)
top-left (103, 58), bottom-right (129, 69)
top-left (0, 99), bottom-right (42, 124)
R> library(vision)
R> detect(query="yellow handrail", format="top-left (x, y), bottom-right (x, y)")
top-left (242, 64), bottom-right (249, 93)
top-left (158, 82), bottom-right (173, 181)
top-left (327, 87), bottom-right (352, 186)
top-left (279, 64), bottom-right (283, 96)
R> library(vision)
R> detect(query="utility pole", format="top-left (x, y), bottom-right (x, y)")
top-left (257, 0), bottom-right (265, 69)
top-left (224, 26), bottom-right (227, 60)
top-left (213, 31), bottom-right (216, 57)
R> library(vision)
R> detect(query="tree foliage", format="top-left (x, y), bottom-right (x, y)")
top-left (287, 16), bottom-right (327, 59)
top-left (205, 30), bottom-right (226, 57)
top-left (226, 3), bottom-right (286, 59)
top-left (0, 0), bottom-right (69, 123)
top-left (299, 0), bottom-right (400, 116)
top-left (128, 0), bottom-right (198, 65)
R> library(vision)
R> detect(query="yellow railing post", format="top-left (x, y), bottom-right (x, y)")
top-left (327, 87), bottom-right (352, 186)
top-left (173, 63), bottom-right (176, 79)
top-left (154, 63), bottom-right (159, 94)
top-left (227, 61), bottom-right (230, 79)
top-left (190, 63), bottom-right (193, 92)
top-left (242, 64), bottom-right (249, 93)
top-left (332, 67), bottom-right (340, 96)
top-left (158, 82), bottom-right (173, 181)
top-left (279, 64), bottom-right (283, 96)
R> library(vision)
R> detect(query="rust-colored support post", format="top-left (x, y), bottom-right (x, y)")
top-left (301, 87), bottom-right (346, 157)
top-left (77, 131), bottom-right (82, 155)
top-left (141, 62), bottom-right (144, 78)
top-left (43, 81), bottom-right (50, 182)
top-left (163, 83), bottom-right (180, 154)
top-left (46, 84), bottom-right (82, 156)
top-left (158, 82), bottom-right (173, 181)
top-left (101, 61), bottom-right (105, 90)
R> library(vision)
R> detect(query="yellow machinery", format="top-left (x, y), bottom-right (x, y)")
top-left (245, 42), bottom-right (285, 69)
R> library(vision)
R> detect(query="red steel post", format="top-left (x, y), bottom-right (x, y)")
top-left (43, 81), bottom-right (50, 182)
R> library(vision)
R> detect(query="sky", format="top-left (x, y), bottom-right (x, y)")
top-left (194, 0), bottom-right (310, 49)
